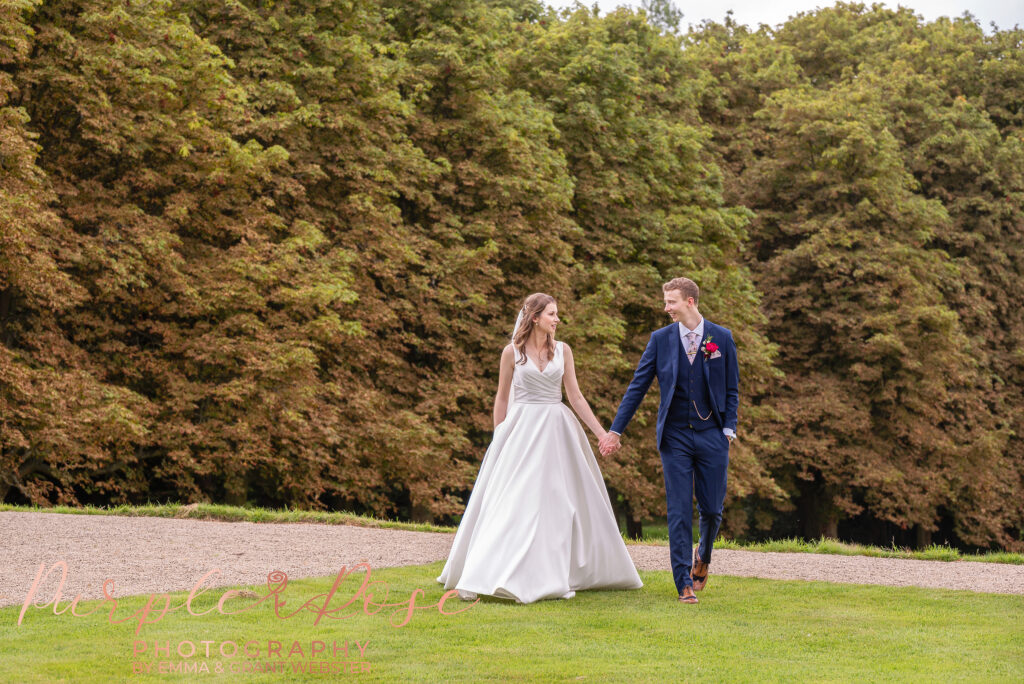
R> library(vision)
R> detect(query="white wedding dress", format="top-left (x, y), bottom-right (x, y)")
top-left (437, 341), bottom-right (643, 603)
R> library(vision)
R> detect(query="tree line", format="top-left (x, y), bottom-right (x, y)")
top-left (1, 0), bottom-right (1021, 550)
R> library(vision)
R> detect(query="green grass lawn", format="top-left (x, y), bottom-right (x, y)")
top-left (3, 562), bottom-right (1022, 682)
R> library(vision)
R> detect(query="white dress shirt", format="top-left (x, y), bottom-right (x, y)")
top-left (680, 320), bottom-right (734, 440)
top-left (679, 318), bottom-right (704, 359)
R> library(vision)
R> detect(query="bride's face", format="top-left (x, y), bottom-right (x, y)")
top-left (534, 303), bottom-right (559, 336)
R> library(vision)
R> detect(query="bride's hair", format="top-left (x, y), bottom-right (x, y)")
top-left (513, 293), bottom-right (557, 365)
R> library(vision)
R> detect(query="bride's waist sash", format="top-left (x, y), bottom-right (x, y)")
top-left (513, 398), bottom-right (563, 405)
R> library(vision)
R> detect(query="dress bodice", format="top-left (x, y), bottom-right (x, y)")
top-left (511, 341), bottom-right (564, 404)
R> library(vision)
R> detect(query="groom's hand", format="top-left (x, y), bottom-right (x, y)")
top-left (599, 432), bottom-right (621, 456)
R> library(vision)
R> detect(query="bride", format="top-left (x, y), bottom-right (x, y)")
top-left (437, 293), bottom-right (643, 603)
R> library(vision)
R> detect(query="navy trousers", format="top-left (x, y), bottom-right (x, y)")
top-left (660, 424), bottom-right (730, 594)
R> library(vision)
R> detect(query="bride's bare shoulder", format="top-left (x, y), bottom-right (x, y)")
top-left (499, 345), bottom-right (517, 372)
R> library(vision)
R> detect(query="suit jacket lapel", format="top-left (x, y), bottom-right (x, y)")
top-left (670, 323), bottom-right (680, 389)
top-left (702, 320), bottom-right (712, 385)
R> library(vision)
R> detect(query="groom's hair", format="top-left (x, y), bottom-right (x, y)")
top-left (663, 277), bottom-right (699, 303)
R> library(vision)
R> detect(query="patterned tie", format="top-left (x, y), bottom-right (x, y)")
top-left (686, 331), bottom-right (698, 365)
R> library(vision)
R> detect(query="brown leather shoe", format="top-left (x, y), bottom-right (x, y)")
top-left (692, 547), bottom-right (710, 592)
top-left (678, 586), bottom-right (698, 604)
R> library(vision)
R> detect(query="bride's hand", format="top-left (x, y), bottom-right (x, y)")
top-left (598, 431), bottom-right (620, 456)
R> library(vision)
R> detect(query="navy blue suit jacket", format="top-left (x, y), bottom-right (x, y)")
top-left (610, 320), bottom-right (739, 450)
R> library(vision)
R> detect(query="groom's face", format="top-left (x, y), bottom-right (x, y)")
top-left (663, 290), bottom-right (692, 321)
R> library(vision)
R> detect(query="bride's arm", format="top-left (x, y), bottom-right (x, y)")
top-left (562, 344), bottom-right (607, 440)
top-left (493, 344), bottom-right (516, 428)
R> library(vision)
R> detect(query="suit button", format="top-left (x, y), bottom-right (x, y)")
top-left (688, 423), bottom-right (693, 429)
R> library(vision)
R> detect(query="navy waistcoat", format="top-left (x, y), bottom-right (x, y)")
top-left (667, 334), bottom-right (716, 430)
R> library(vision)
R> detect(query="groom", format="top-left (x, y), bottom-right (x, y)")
top-left (599, 278), bottom-right (739, 604)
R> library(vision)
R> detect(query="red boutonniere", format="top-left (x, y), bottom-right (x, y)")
top-left (701, 335), bottom-right (718, 360)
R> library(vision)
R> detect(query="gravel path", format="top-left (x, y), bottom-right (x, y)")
top-left (2, 511), bottom-right (1021, 608)
top-left (626, 545), bottom-right (1024, 595)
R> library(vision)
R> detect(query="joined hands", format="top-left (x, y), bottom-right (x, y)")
top-left (598, 432), bottom-right (621, 457)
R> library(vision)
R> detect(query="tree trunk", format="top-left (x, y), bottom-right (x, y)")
top-left (821, 515), bottom-right (838, 539)
top-left (223, 472), bottom-right (247, 507)
top-left (0, 288), bottom-right (11, 345)
top-left (410, 502), bottom-right (433, 523)
top-left (0, 288), bottom-right (11, 320)
top-left (612, 493), bottom-right (644, 540)
top-left (915, 524), bottom-right (932, 549)
top-left (625, 517), bottom-right (643, 540)
top-left (798, 478), bottom-right (840, 539)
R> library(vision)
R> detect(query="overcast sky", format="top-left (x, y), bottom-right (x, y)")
top-left (544, 1), bottom-right (1022, 32)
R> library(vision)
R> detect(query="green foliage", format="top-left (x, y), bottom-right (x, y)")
top-left (640, 0), bottom-right (683, 34)
top-left (1, 0), bottom-right (150, 506)
top-left (1, 0), bottom-right (1021, 550)
top-left (690, 2), bottom-right (1024, 549)
top-left (507, 5), bottom-right (778, 530)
